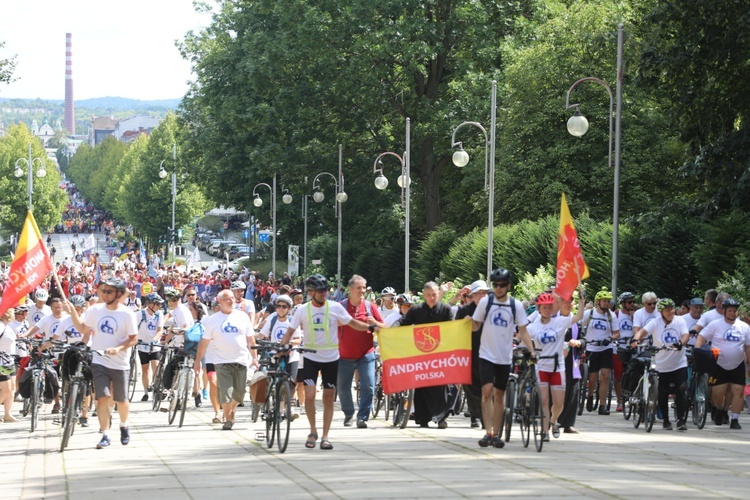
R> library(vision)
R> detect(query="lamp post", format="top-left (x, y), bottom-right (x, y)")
top-left (450, 82), bottom-right (497, 280)
top-left (158, 143), bottom-right (177, 260)
top-left (373, 118), bottom-right (411, 293)
top-left (565, 23), bottom-right (623, 297)
top-left (14, 142), bottom-right (48, 211)
top-left (312, 144), bottom-right (347, 289)
top-left (302, 177), bottom-right (308, 277)
top-left (253, 173), bottom-right (291, 278)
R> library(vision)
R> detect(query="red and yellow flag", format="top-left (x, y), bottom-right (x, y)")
top-left (379, 318), bottom-right (472, 394)
top-left (0, 211), bottom-right (52, 317)
top-left (555, 193), bottom-right (590, 300)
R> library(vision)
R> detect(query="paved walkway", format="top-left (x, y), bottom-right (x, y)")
top-left (3, 391), bottom-right (750, 499)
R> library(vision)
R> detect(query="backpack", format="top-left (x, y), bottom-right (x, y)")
top-left (138, 309), bottom-right (161, 330)
top-left (482, 294), bottom-right (517, 329)
top-left (183, 322), bottom-right (204, 356)
top-left (341, 299), bottom-right (372, 317)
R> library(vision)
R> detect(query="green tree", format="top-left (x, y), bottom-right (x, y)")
top-left (0, 41), bottom-right (16, 87)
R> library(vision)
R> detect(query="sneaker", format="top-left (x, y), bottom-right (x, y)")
top-left (730, 419), bottom-right (742, 430)
top-left (195, 394), bottom-right (202, 408)
top-left (356, 419), bottom-right (368, 429)
top-left (300, 405), bottom-right (306, 415)
top-left (96, 435), bottom-right (111, 449)
top-left (552, 422), bottom-right (560, 439)
top-left (586, 396), bottom-right (594, 412)
top-left (478, 434), bottom-right (493, 447)
top-left (676, 420), bottom-right (687, 431)
top-left (222, 421), bottom-right (234, 430)
top-left (120, 427), bottom-right (130, 445)
top-left (598, 406), bottom-right (610, 416)
top-left (141, 394), bottom-right (149, 402)
top-left (471, 418), bottom-right (481, 428)
top-left (663, 422), bottom-right (673, 430)
top-left (79, 417), bottom-right (89, 427)
top-left (616, 404), bottom-right (624, 412)
top-left (437, 420), bottom-right (448, 429)
top-left (541, 432), bottom-right (550, 442)
top-left (202, 388), bottom-right (209, 400)
top-left (343, 415), bottom-right (354, 427)
top-left (492, 435), bottom-right (505, 448)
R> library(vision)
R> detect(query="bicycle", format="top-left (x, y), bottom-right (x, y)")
top-left (254, 340), bottom-right (315, 453)
top-left (578, 339), bottom-right (613, 414)
top-left (127, 345), bottom-right (139, 402)
top-left (389, 387), bottom-right (414, 429)
top-left (167, 348), bottom-right (196, 428)
top-left (682, 346), bottom-right (709, 429)
top-left (503, 346), bottom-right (524, 443)
top-left (151, 342), bottom-right (178, 412)
top-left (628, 344), bottom-right (675, 432)
top-left (371, 354), bottom-right (385, 419)
top-left (514, 349), bottom-right (546, 452)
top-left (55, 341), bottom-right (93, 452)
top-left (24, 339), bottom-right (51, 433)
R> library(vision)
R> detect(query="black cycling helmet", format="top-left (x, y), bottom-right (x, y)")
top-left (164, 289), bottom-right (181, 300)
top-left (305, 274), bottom-right (328, 291)
top-left (722, 297), bottom-right (740, 309)
top-left (100, 277), bottom-right (126, 293)
top-left (145, 292), bottom-right (164, 305)
top-left (489, 268), bottom-right (511, 283)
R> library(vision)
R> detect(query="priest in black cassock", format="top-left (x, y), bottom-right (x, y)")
top-left (395, 281), bottom-right (459, 428)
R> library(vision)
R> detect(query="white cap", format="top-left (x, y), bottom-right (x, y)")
top-left (469, 280), bottom-right (490, 296)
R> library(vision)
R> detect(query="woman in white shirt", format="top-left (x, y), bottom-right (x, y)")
top-left (0, 308), bottom-right (19, 422)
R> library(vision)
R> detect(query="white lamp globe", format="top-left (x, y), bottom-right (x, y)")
top-left (374, 174), bottom-right (388, 190)
top-left (566, 111), bottom-right (589, 137)
top-left (336, 191), bottom-right (348, 203)
top-left (313, 191), bottom-right (325, 203)
top-left (452, 149), bottom-right (470, 167)
top-left (282, 193), bottom-right (293, 204)
top-left (253, 196), bottom-right (263, 207)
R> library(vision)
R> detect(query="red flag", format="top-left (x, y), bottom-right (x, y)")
top-left (555, 193), bottom-right (590, 300)
top-left (0, 211), bottom-right (53, 317)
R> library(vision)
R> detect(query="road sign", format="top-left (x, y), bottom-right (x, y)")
top-left (178, 228), bottom-right (183, 239)
top-left (259, 233), bottom-right (270, 243)
top-left (242, 229), bottom-right (250, 238)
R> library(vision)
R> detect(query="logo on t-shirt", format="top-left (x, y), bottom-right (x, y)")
top-left (222, 321), bottom-right (239, 334)
top-left (414, 325), bottom-right (440, 353)
top-left (147, 320), bottom-right (158, 331)
top-left (591, 320), bottom-right (608, 331)
top-left (67, 327), bottom-right (82, 339)
top-left (491, 310), bottom-right (510, 328)
top-left (273, 327), bottom-right (286, 342)
top-left (33, 312), bottom-right (43, 323)
top-left (539, 329), bottom-right (557, 345)
top-left (99, 317), bottom-right (118, 335)
top-left (724, 327), bottom-right (742, 342)
top-left (661, 328), bottom-right (679, 344)
top-left (620, 320), bottom-right (633, 333)
top-left (51, 322), bottom-right (61, 336)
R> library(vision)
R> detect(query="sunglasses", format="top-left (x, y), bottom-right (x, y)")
top-left (624, 300), bottom-right (634, 304)
top-left (276, 304), bottom-right (289, 309)
top-left (645, 302), bottom-right (656, 306)
top-left (492, 282), bottom-right (509, 288)
top-left (186, 294), bottom-right (197, 297)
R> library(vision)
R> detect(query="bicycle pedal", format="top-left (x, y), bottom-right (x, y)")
top-left (254, 432), bottom-right (265, 441)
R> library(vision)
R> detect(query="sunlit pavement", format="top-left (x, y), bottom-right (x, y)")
top-left (4, 392), bottom-right (750, 499)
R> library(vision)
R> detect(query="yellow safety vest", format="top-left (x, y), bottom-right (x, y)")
top-left (304, 301), bottom-right (337, 350)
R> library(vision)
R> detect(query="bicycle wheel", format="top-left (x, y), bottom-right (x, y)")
top-left (384, 394), bottom-right (391, 422)
top-left (623, 391), bottom-right (633, 421)
top-left (531, 386), bottom-right (544, 453)
top-left (520, 386), bottom-right (531, 448)
top-left (391, 392), bottom-right (404, 427)
top-left (60, 383), bottom-right (78, 452)
top-left (152, 366), bottom-right (164, 412)
top-left (399, 389), bottom-right (414, 429)
top-left (30, 373), bottom-right (41, 433)
top-left (645, 375), bottom-right (658, 433)
top-left (277, 380), bottom-right (292, 453)
top-left (453, 385), bottom-right (464, 416)
top-left (605, 376), bottom-right (614, 412)
top-left (251, 401), bottom-right (262, 423)
top-left (178, 369), bottom-right (192, 428)
top-left (504, 377), bottom-right (517, 442)
top-left (694, 373), bottom-right (708, 429)
top-left (371, 370), bottom-right (384, 419)
top-left (168, 374), bottom-right (181, 425)
top-left (265, 386), bottom-right (277, 449)
top-left (577, 363), bottom-right (588, 416)
top-left (128, 349), bottom-right (138, 402)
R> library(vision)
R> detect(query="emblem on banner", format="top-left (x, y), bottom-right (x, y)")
top-left (413, 325), bottom-right (440, 353)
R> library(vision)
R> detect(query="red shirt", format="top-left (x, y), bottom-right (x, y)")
top-left (338, 299), bottom-right (383, 360)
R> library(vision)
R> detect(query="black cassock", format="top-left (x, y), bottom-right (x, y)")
top-left (396, 301), bottom-right (460, 425)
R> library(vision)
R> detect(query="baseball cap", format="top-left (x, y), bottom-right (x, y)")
top-left (469, 280), bottom-right (490, 296)
top-left (689, 298), bottom-right (705, 306)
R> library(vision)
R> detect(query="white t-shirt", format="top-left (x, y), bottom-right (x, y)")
top-left (171, 303), bottom-right (195, 330)
top-left (633, 307), bottom-right (659, 330)
top-left (259, 313), bottom-right (301, 363)
top-left (699, 318), bottom-right (750, 370)
top-left (583, 309), bottom-right (620, 353)
top-left (58, 315), bottom-right (87, 344)
top-left (233, 298), bottom-right (256, 316)
top-left (84, 303), bottom-right (138, 370)
top-left (616, 311), bottom-right (634, 340)
top-left (472, 295), bottom-right (529, 365)
top-left (202, 310), bottom-right (253, 365)
top-left (36, 314), bottom-right (69, 341)
top-left (28, 304), bottom-right (51, 326)
top-left (697, 309), bottom-right (722, 329)
top-left (136, 309), bottom-right (165, 352)
top-left (642, 315), bottom-right (688, 372)
top-left (527, 314), bottom-right (574, 373)
top-left (9, 319), bottom-right (30, 338)
top-left (289, 301), bottom-right (353, 363)
top-left (379, 304), bottom-right (399, 320)
top-left (0, 323), bottom-right (17, 355)
top-left (684, 314), bottom-right (701, 346)
top-left (384, 313), bottom-right (403, 328)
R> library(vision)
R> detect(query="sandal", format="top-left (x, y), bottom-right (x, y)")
top-left (305, 433), bottom-right (318, 449)
top-left (320, 438), bottom-right (333, 450)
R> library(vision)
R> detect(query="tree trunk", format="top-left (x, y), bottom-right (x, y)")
top-left (418, 135), bottom-right (445, 231)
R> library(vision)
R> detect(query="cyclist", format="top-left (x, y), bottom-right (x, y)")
top-left (581, 288), bottom-right (621, 415)
top-left (230, 280), bottom-right (256, 326)
top-left (472, 268), bottom-right (536, 448)
top-left (683, 298), bottom-right (704, 347)
top-left (632, 298), bottom-right (690, 430)
top-left (56, 295), bottom-right (92, 426)
top-left (384, 293), bottom-right (414, 328)
top-left (28, 289), bottom-right (51, 327)
top-left (9, 305), bottom-right (30, 359)
top-left (279, 274), bottom-right (376, 450)
top-left (194, 289), bottom-right (257, 430)
top-left (632, 292), bottom-right (659, 342)
top-left (257, 295), bottom-right (301, 379)
top-left (135, 293), bottom-right (165, 402)
top-left (379, 287), bottom-right (399, 319)
top-left (0, 309), bottom-right (19, 422)
top-left (64, 277), bottom-right (138, 449)
top-left (527, 289), bottom-right (585, 440)
top-left (613, 291), bottom-right (636, 411)
top-left (695, 298), bottom-right (750, 429)
top-left (27, 297), bottom-right (68, 414)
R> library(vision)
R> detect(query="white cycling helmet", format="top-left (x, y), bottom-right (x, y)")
top-left (230, 280), bottom-right (247, 290)
top-left (381, 287), bottom-right (396, 297)
top-left (35, 289), bottom-right (49, 302)
top-left (275, 295), bottom-right (293, 308)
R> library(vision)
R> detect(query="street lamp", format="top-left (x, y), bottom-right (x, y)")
top-left (565, 23), bottom-right (624, 297)
top-left (14, 142), bottom-right (47, 211)
top-left (373, 118), bottom-right (411, 293)
top-left (158, 143), bottom-right (177, 260)
top-left (252, 173), bottom-right (279, 277)
top-left (311, 144), bottom-right (347, 288)
top-left (450, 81), bottom-right (497, 280)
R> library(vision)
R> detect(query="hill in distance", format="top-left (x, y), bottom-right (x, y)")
top-left (0, 96), bottom-right (181, 110)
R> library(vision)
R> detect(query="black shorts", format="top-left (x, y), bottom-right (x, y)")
top-left (587, 350), bottom-right (613, 372)
top-left (479, 358), bottom-right (511, 391)
top-left (138, 350), bottom-right (160, 365)
top-left (710, 362), bottom-right (746, 387)
top-left (299, 357), bottom-right (337, 389)
top-left (205, 363), bottom-right (216, 375)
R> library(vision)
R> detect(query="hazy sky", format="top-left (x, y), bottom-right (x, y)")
top-left (0, 0), bottom-right (213, 101)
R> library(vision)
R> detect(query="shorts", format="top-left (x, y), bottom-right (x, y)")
top-left (288, 361), bottom-right (299, 381)
top-left (205, 363), bottom-right (216, 375)
top-left (587, 350), bottom-right (613, 372)
top-left (0, 371), bottom-right (16, 382)
top-left (299, 357), bottom-right (337, 389)
top-left (479, 358), bottom-right (511, 391)
top-left (214, 363), bottom-right (248, 404)
top-left (138, 351), bottom-right (160, 365)
top-left (91, 363), bottom-right (129, 402)
top-left (537, 370), bottom-right (565, 389)
top-left (709, 361), bottom-right (746, 387)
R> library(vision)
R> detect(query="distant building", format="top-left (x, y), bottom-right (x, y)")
top-left (36, 118), bottom-right (56, 146)
top-left (90, 116), bottom-right (117, 145)
top-left (115, 116), bottom-right (160, 141)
